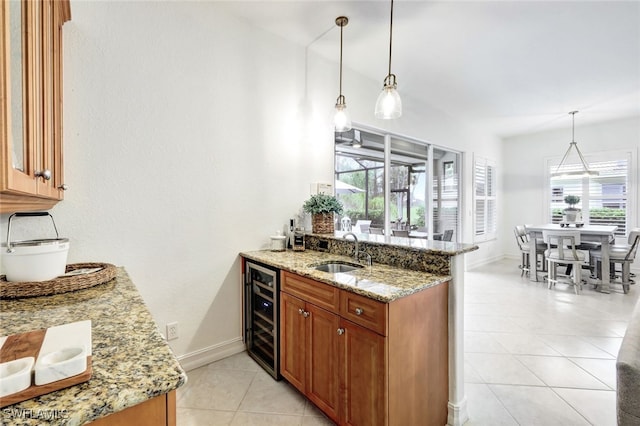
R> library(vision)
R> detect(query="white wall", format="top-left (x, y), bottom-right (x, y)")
top-left (1, 2), bottom-right (502, 365)
top-left (502, 116), bottom-right (640, 270)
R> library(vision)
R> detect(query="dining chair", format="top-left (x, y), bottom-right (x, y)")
top-left (514, 226), bottom-right (531, 276)
top-left (370, 227), bottom-right (384, 235)
top-left (543, 230), bottom-right (586, 295)
top-left (354, 220), bottom-right (371, 233)
top-left (391, 229), bottom-right (409, 237)
top-left (524, 224), bottom-right (549, 278)
top-left (591, 228), bottom-right (640, 294)
top-left (513, 225), bottom-right (546, 277)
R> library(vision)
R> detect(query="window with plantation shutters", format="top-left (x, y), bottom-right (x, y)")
top-left (474, 157), bottom-right (497, 242)
top-left (548, 151), bottom-right (634, 237)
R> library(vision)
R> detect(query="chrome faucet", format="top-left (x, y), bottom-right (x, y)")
top-left (343, 232), bottom-right (359, 260)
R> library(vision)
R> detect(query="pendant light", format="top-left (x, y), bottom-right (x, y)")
top-left (374, 0), bottom-right (402, 119)
top-left (333, 16), bottom-right (352, 132)
top-left (551, 111), bottom-right (599, 179)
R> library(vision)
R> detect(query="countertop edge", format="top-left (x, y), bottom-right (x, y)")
top-left (240, 250), bottom-right (452, 303)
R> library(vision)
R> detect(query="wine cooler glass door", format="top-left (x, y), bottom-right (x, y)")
top-left (245, 261), bottom-right (280, 379)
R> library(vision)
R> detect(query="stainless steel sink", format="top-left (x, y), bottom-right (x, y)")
top-left (314, 262), bottom-right (363, 273)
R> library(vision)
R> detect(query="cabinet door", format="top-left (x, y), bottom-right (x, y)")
top-left (1, 0), bottom-right (37, 195)
top-left (280, 292), bottom-right (306, 393)
top-left (1, 0), bottom-right (69, 212)
top-left (306, 303), bottom-right (340, 422)
top-left (340, 319), bottom-right (386, 426)
top-left (36, 0), bottom-right (61, 199)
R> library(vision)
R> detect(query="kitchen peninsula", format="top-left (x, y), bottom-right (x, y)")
top-left (0, 268), bottom-right (186, 426)
top-left (241, 231), bottom-right (478, 426)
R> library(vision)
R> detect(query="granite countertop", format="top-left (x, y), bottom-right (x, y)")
top-left (240, 249), bottom-right (451, 302)
top-left (0, 268), bottom-right (187, 426)
top-left (314, 231), bottom-right (479, 256)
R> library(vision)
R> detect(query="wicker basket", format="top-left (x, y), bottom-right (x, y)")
top-left (312, 213), bottom-right (335, 234)
top-left (0, 262), bottom-right (116, 299)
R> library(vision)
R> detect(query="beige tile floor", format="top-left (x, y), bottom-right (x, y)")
top-left (177, 259), bottom-right (639, 425)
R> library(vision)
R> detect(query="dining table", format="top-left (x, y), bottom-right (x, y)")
top-left (526, 224), bottom-right (618, 293)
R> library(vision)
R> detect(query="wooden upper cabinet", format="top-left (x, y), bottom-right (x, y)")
top-left (1, 0), bottom-right (71, 213)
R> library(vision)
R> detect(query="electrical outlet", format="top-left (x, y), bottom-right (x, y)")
top-left (166, 322), bottom-right (179, 341)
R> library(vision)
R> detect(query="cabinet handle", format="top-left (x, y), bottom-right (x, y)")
top-left (355, 308), bottom-right (363, 316)
top-left (298, 308), bottom-right (304, 315)
top-left (58, 184), bottom-right (69, 191)
top-left (298, 308), bottom-right (309, 318)
top-left (337, 328), bottom-right (345, 335)
top-left (35, 169), bottom-right (52, 180)
top-left (302, 311), bottom-right (310, 318)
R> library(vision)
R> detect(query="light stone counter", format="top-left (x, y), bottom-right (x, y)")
top-left (240, 249), bottom-right (450, 302)
top-left (0, 268), bottom-right (187, 426)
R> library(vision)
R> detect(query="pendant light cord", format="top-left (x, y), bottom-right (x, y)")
top-left (339, 21), bottom-right (344, 97)
top-left (387, 0), bottom-right (394, 78)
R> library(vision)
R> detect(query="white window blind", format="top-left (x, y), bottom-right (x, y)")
top-left (549, 153), bottom-right (631, 236)
top-left (474, 157), bottom-right (497, 241)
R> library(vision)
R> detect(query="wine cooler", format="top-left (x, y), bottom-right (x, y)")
top-left (243, 260), bottom-right (280, 379)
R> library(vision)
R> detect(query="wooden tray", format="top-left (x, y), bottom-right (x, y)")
top-left (0, 327), bottom-right (92, 408)
top-left (0, 262), bottom-right (116, 299)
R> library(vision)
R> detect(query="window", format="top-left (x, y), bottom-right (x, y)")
top-left (474, 157), bottom-right (497, 242)
top-left (548, 151), bottom-right (633, 237)
top-left (334, 128), bottom-right (461, 241)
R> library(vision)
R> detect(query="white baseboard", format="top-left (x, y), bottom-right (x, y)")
top-left (466, 254), bottom-right (505, 271)
top-left (177, 337), bottom-right (245, 372)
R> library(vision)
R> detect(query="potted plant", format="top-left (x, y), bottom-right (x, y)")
top-left (563, 195), bottom-right (582, 223)
top-left (303, 193), bottom-right (344, 234)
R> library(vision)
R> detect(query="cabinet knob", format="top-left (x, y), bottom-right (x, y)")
top-left (355, 308), bottom-right (363, 316)
top-left (58, 184), bottom-right (69, 191)
top-left (35, 169), bottom-right (51, 180)
top-left (298, 308), bottom-right (309, 318)
top-left (337, 328), bottom-right (345, 335)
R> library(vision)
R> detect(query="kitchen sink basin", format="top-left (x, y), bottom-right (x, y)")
top-left (314, 262), bottom-right (363, 273)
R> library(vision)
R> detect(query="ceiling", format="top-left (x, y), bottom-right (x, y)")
top-left (219, 0), bottom-right (640, 138)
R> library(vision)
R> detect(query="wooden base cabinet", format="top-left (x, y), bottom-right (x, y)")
top-left (280, 271), bottom-right (449, 426)
top-left (87, 391), bottom-right (176, 426)
top-left (341, 318), bottom-right (386, 426)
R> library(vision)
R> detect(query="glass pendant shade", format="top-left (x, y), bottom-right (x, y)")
top-left (334, 95), bottom-right (352, 132)
top-left (374, 75), bottom-right (402, 119)
top-left (376, 0), bottom-right (402, 119)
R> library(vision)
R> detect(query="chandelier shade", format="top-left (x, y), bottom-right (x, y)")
top-left (550, 111), bottom-right (599, 179)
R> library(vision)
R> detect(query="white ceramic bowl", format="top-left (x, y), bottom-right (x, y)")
top-left (35, 346), bottom-right (86, 386)
top-left (0, 357), bottom-right (35, 397)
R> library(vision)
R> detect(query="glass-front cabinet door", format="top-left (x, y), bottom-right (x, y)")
top-left (1, 0), bottom-right (70, 212)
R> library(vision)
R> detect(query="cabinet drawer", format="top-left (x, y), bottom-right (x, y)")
top-left (281, 272), bottom-right (339, 313)
top-left (340, 291), bottom-right (387, 336)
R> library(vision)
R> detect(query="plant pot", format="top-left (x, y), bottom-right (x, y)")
top-left (312, 213), bottom-right (335, 234)
top-left (563, 209), bottom-right (582, 223)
